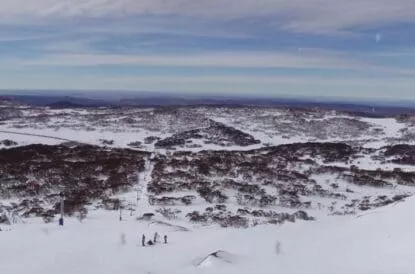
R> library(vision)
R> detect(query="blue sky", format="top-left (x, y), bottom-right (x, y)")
top-left (1, 0), bottom-right (415, 100)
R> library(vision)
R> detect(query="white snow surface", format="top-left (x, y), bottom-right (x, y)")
top-left (1, 105), bottom-right (414, 150)
top-left (1, 197), bottom-right (414, 274)
top-left (2, 105), bottom-right (415, 273)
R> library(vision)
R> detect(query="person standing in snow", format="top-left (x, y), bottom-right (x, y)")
top-left (154, 232), bottom-right (159, 243)
top-left (164, 235), bottom-right (167, 244)
top-left (142, 234), bottom-right (146, 247)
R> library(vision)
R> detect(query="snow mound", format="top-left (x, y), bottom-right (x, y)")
top-left (194, 250), bottom-right (237, 268)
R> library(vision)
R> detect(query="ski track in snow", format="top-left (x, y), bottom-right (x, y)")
top-left (136, 153), bottom-right (155, 215)
top-left (0, 130), bottom-right (77, 144)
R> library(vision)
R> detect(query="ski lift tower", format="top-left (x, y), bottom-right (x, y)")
top-left (59, 192), bottom-right (65, 226)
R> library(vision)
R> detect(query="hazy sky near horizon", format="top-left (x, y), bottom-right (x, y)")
top-left (1, 0), bottom-right (415, 100)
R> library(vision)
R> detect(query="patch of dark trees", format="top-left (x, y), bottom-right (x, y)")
top-left (155, 120), bottom-right (260, 148)
top-left (0, 144), bottom-right (149, 220)
top-left (0, 140), bottom-right (17, 147)
top-left (186, 205), bottom-right (314, 228)
top-left (383, 144), bottom-right (415, 165)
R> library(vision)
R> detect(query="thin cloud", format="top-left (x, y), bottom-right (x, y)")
top-left (2, 73), bottom-right (415, 100)
top-left (0, 0), bottom-right (413, 99)
top-left (18, 51), bottom-right (369, 70)
top-left (1, 0), bottom-right (415, 35)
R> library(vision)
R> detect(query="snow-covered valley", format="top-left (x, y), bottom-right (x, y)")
top-left (1, 100), bottom-right (415, 273)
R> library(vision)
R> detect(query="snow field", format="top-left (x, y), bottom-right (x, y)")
top-left (2, 196), bottom-right (415, 274)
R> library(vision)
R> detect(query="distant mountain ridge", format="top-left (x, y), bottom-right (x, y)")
top-left (1, 92), bottom-right (415, 117)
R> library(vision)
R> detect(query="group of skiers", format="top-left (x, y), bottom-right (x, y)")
top-left (141, 232), bottom-right (167, 247)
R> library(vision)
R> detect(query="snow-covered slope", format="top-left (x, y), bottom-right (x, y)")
top-left (1, 196), bottom-right (413, 274)
top-left (1, 103), bottom-right (415, 273)
top-left (1, 104), bottom-right (415, 150)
